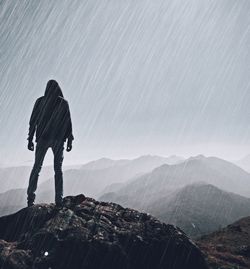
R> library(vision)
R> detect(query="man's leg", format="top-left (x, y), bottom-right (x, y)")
top-left (52, 141), bottom-right (64, 206)
top-left (27, 140), bottom-right (48, 206)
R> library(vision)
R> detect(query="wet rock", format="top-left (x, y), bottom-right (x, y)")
top-left (0, 194), bottom-right (208, 269)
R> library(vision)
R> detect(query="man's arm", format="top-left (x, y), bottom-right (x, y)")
top-left (27, 98), bottom-right (40, 150)
top-left (65, 102), bottom-right (74, 152)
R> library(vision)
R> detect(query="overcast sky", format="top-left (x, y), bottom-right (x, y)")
top-left (0, 0), bottom-right (250, 166)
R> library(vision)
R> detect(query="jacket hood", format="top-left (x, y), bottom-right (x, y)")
top-left (44, 80), bottom-right (63, 99)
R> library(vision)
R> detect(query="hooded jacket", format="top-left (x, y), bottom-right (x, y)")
top-left (28, 80), bottom-right (74, 143)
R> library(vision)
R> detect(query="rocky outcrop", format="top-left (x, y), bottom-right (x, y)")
top-left (0, 194), bottom-right (208, 269)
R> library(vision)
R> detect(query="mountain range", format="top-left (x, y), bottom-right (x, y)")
top-left (0, 155), bottom-right (183, 215)
top-left (2, 154), bottom-right (250, 239)
top-left (37, 155), bottom-right (184, 198)
top-left (100, 155), bottom-right (250, 206)
top-left (100, 155), bottom-right (250, 237)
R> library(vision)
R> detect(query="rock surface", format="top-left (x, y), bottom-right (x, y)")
top-left (0, 194), bottom-right (207, 269)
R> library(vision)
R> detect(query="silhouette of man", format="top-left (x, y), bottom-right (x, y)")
top-left (27, 80), bottom-right (74, 207)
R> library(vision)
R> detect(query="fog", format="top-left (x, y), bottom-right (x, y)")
top-left (0, 0), bottom-right (249, 166)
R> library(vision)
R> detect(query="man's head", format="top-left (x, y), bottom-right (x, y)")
top-left (44, 80), bottom-right (63, 99)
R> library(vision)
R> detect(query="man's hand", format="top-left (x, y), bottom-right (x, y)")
top-left (66, 140), bottom-right (72, 152)
top-left (28, 140), bottom-right (34, 151)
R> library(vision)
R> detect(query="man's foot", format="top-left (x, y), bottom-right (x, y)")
top-left (27, 201), bottom-right (34, 207)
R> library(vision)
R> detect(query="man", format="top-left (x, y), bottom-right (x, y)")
top-left (27, 80), bottom-right (74, 207)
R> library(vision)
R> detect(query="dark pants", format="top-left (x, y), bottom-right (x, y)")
top-left (27, 139), bottom-right (64, 204)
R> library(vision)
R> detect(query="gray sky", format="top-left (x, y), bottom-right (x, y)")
top-left (0, 0), bottom-right (250, 166)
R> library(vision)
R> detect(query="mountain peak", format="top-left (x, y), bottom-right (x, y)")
top-left (188, 154), bottom-right (206, 161)
top-left (134, 154), bottom-right (163, 160)
top-left (0, 195), bottom-right (207, 269)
